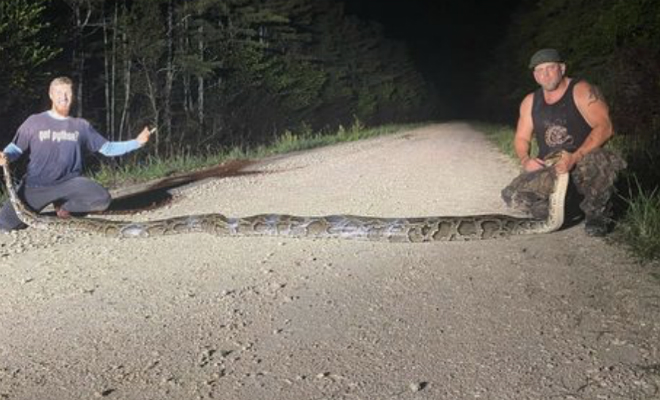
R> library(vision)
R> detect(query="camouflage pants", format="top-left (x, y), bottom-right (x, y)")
top-left (501, 148), bottom-right (627, 220)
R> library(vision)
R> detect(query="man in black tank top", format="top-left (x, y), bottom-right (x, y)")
top-left (501, 49), bottom-right (626, 237)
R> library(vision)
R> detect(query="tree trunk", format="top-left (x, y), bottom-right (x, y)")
top-left (119, 28), bottom-right (131, 142)
top-left (110, 3), bottom-right (118, 140)
top-left (198, 24), bottom-right (205, 136)
top-left (102, 2), bottom-right (119, 140)
top-left (103, 13), bottom-right (111, 137)
top-left (144, 68), bottom-right (160, 158)
top-left (163, 0), bottom-right (175, 153)
top-left (72, 2), bottom-right (86, 117)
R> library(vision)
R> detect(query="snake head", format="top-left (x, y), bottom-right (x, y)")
top-left (543, 150), bottom-right (569, 168)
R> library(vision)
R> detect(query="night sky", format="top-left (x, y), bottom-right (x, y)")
top-left (344, 0), bottom-right (523, 118)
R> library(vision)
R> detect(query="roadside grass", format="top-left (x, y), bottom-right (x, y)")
top-left (1, 119), bottom-right (420, 196)
top-left (615, 178), bottom-right (660, 261)
top-left (476, 121), bottom-right (660, 262)
top-left (471, 121), bottom-right (538, 159)
top-left (94, 120), bottom-right (420, 187)
top-left (91, 120), bottom-right (419, 187)
top-left (252, 120), bottom-right (420, 157)
top-left (91, 148), bottom-right (249, 188)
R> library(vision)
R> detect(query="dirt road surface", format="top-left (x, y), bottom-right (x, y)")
top-left (1, 123), bottom-right (659, 400)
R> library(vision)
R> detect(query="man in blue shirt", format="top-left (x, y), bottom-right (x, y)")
top-left (0, 76), bottom-right (153, 232)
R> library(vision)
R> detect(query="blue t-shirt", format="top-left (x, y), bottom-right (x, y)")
top-left (13, 111), bottom-right (108, 187)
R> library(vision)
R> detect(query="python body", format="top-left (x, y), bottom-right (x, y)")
top-left (1, 157), bottom-right (568, 242)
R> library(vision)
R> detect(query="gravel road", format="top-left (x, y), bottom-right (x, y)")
top-left (1, 122), bottom-right (658, 400)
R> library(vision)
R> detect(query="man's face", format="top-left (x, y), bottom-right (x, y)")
top-left (533, 62), bottom-right (565, 91)
top-left (49, 83), bottom-right (73, 117)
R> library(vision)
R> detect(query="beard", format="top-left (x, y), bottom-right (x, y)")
top-left (540, 70), bottom-right (565, 92)
top-left (53, 103), bottom-right (71, 116)
top-left (542, 78), bottom-right (563, 92)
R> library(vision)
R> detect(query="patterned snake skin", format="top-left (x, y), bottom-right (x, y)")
top-left (1, 158), bottom-right (568, 242)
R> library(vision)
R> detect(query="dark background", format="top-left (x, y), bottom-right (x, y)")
top-left (1, 0), bottom-right (658, 158)
top-left (344, 0), bottom-right (523, 118)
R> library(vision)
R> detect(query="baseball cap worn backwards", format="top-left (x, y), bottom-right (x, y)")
top-left (529, 49), bottom-right (562, 69)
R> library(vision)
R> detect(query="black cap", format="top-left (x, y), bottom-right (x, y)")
top-left (529, 49), bottom-right (562, 69)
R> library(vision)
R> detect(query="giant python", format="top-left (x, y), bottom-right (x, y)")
top-left (1, 155), bottom-right (568, 242)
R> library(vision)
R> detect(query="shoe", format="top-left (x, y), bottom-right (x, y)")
top-left (55, 205), bottom-right (71, 219)
top-left (585, 216), bottom-right (609, 237)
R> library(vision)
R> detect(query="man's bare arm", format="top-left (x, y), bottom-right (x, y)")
top-left (555, 81), bottom-right (613, 173)
top-left (575, 81), bottom-right (614, 155)
top-left (514, 94), bottom-right (544, 171)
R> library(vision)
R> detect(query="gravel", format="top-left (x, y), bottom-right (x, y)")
top-left (1, 122), bottom-right (658, 400)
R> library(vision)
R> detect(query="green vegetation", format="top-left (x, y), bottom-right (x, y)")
top-left (0, 0), bottom-right (59, 127)
top-left (471, 122), bottom-right (537, 160)
top-left (0, 0), bottom-right (436, 155)
top-left (252, 119), bottom-right (418, 158)
top-left (1, 120), bottom-right (417, 199)
top-left (478, 122), bottom-right (660, 262)
top-left (479, 0), bottom-right (660, 134)
top-left (616, 179), bottom-right (660, 261)
top-left (92, 120), bottom-right (418, 188)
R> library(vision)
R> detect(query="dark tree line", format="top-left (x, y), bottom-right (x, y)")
top-left (476, 0), bottom-right (660, 188)
top-left (0, 0), bottom-right (438, 157)
top-left (0, 1), bottom-right (60, 127)
top-left (477, 0), bottom-right (660, 140)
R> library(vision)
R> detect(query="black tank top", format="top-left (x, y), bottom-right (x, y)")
top-left (532, 79), bottom-right (592, 159)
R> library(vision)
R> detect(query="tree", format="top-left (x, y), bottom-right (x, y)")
top-left (0, 0), bottom-right (60, 142)
top-left (3, 0), bottom-right (437, 156)
top-left (61, 0), bottom-right (105, 117)
top-left (477, 0), bottom-right (660, 135)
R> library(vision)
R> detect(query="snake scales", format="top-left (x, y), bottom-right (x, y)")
top-left (1, 156), bottom-right (568, 242)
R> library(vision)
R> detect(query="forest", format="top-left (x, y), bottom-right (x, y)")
top-left (1, 0), bottom-right (658, 176)
top-left (0, 0), bottom-right (437, 157)
top-left (478, 0), bottom-right (660, 187)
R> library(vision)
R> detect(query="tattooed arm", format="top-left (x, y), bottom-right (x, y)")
top-left (554, 80), bottom-right (614, 173)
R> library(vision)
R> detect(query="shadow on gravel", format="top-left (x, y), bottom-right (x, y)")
top-left (100, 159), bottom-right (258, 214)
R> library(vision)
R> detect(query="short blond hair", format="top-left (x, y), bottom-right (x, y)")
top-left (49, 76), bottom-right (73, 91)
